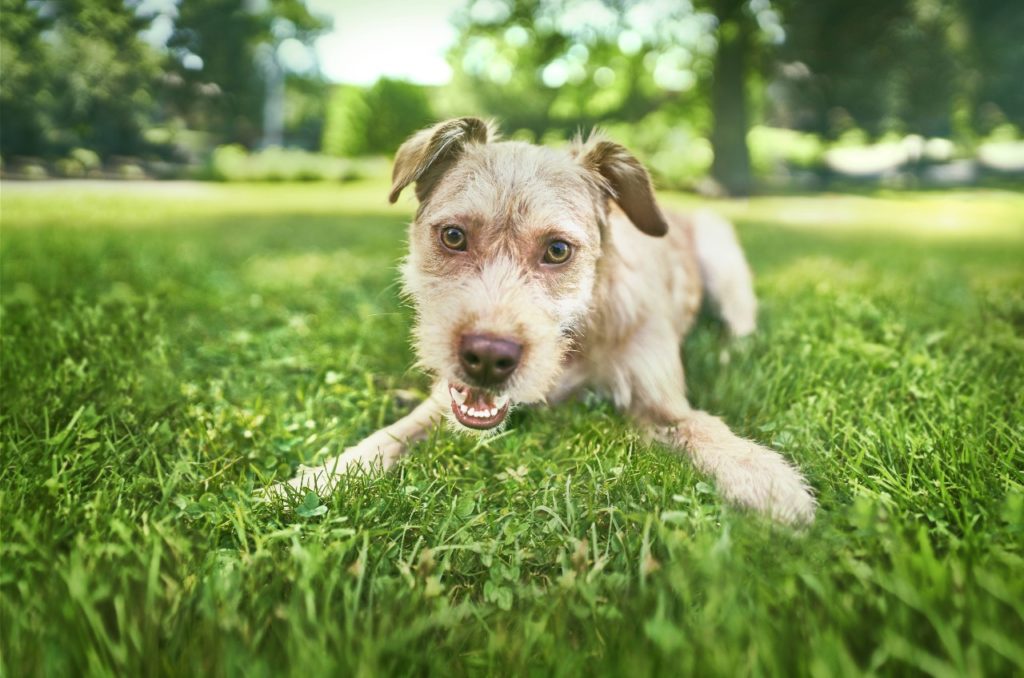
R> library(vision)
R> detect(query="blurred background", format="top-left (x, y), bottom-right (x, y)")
top-left (1, 0), bottom-right (1022, 194)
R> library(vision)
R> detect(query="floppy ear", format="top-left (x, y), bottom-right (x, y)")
top-left (389, 117), bottom-right (494, 204)
top-left (573, 134), bottom-right (669, 237)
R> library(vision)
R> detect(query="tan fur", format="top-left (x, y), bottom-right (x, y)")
top-left (270, 118), bottom-right (816, 525)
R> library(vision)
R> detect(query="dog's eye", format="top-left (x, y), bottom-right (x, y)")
top-left (440, 226), bottom-right (467, 251)
top-left (543, 240), bottom-right (572, 264)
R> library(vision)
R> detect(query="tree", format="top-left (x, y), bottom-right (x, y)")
top-left (0, 0), bottom-right (53, 157)
top-left (708, 0), bottom-right (755, 195)
top-left (771, 0), bottom-right (961, 139)
top-left (0, 0), bottom-right (162, 158)
top-left (322, 79), bottom-right (434, 157)
top-left (958, 0), bottom-right (1024, 132)
top-left (447, 0), bottom-right (771, 194)
top-left (322, 86), bottom-right (372, 156)
top-left (49, 0), bottom-right (164, 156)
top-left (446, 0), bottom-right (714, 140)
top-left (166, 0), bottom-right (327, 147)
top-left (363, 79), bottom-right (434, 154)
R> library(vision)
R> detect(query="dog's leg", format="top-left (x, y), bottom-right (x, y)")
top-left (269, 383), bottom-right (448, 496)
top-left (692, 210), bottom-right (758, 337)
top-left (616, 322), bottom-right (815, 524)
top-left (643, 411), bottom-right (816, 525)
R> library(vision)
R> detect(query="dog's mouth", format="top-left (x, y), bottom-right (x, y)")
top-left (448, 382), bottom-right (511, 430)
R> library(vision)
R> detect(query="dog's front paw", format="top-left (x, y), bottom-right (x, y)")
top-left (259, 461), bottom-right (342, 502)
top-left (763, 463), bottom-right (817, 525)
top-left (722, 448), bottom-right (817, 525)
top-left (648, 412), bottom-right (817, 526)
top-left (259, 444), bottom-right (386, 503)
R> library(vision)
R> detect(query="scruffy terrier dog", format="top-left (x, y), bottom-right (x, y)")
top-left (274, 117), bottom-right (816, 524)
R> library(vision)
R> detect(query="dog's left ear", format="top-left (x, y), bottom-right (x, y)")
top-left (389, 117), bottom-right (494, 204)
top-left (573, 135), bottom-right (669, 237)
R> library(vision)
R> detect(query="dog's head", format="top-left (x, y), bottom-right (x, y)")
top-left (390, 117), bottom-right (667, 432)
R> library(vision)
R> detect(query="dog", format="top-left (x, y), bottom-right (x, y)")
top-left (271, 117), bottom-right (816, 524)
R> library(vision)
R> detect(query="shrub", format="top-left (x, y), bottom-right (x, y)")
top-left (363, 78), bottom-right (434, 155)
top-left (55, 157), bottom-right (85, 177)
top-left (322, 78), bottom-right (434, 157)
top-left (747, 126), bottom-right (824, 177)
top-left (207, 145), bottom-right (388, 182)
top-left (322, 86), bottom-right (371, 157)
top-left (70, 148), bottom-right (101, 172)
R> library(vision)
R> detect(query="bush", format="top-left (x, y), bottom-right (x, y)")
top-left (71, 148), bottom-right (101, 172)
top-left (207, 145), bottom-right (388, 182)
top-left (322, 86), bottom-right (371, 156)
top-left (54, 158), bottom-right (85, 178)
top-left (982, 123), bottom-right (1020, 143)
top-left (747, 126), bottom-right (824, 177)
top-left (321, 78), bottom-right (434, 157)
top-left (7, 158), bottom-right (49, 179)
top-left (363, 78), bottom-right (434, 155)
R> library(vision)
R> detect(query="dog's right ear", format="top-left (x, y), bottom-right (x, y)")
top-left (389, 117), bottom-right (494, 204)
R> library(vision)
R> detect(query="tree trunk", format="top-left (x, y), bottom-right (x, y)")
top-left (710, 0), bottom-right (754, 196)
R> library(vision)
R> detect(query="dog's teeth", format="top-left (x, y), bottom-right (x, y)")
top-left (490, 407), bottom-right (498, 416)
top-left (450, 386), bottom-right (467, 405)
top-left (468, 407), bottom-right (478, 416)
top-left (459, 404), bottom-right (468, 413)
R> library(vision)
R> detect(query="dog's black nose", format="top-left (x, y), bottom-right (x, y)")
top-left (459, 334), bottom-right (522, 387)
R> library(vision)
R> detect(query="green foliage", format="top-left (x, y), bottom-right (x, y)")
top-left (442, 0), bottom-right (1024, 194)
top-left (4, 0), bottom-right (1021, 183)
top-left (167, 0), bottom-right (328, 148)
top-left (363, 78), bottom-right (435, 155)
top-left (0, 0), bottom-right (161, 158)
top-left (444, 0), bottom-right (716, 139)
top-left (960, 0), bottom-right (1024, 133)
top-left (54, 148), bottom-right (103, 178)
top-left (283, 75), bottom-right (330, 150)
top-left (2, 182), bottom-right (1023, 674)
top-left (0, 0), bottom-right (330, 160)
top-left (747, 125), bottom-right (824, 176)
top-left (207, 144), bottom-right (387, 181)
top-left (48, 26), bottom-right (163, 155)
top-left (323, 80), bottom-right (434, 157)
top-left (770, 0), bottom-right (1024, 140)
top-left (70, 147), bottom-right (102, 171)
top-left (322, 86), bottom-right (372, 156)
top-left (977, 125), bottom-right (1024, 173)
top-left (0, 0), bottom-right (53, 156)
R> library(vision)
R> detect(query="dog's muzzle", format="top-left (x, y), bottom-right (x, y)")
top-left (449, 382), bottom-right (510, 429)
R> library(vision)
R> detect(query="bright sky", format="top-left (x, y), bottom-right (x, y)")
top-left (307, 0), bottom-right (465, 85)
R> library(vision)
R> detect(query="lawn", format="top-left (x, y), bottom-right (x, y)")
top-left (2, 181), bottom-right (1022, 676)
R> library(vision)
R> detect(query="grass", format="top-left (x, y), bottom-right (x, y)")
top-left (2, 180), bottom-right (1022, 676)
